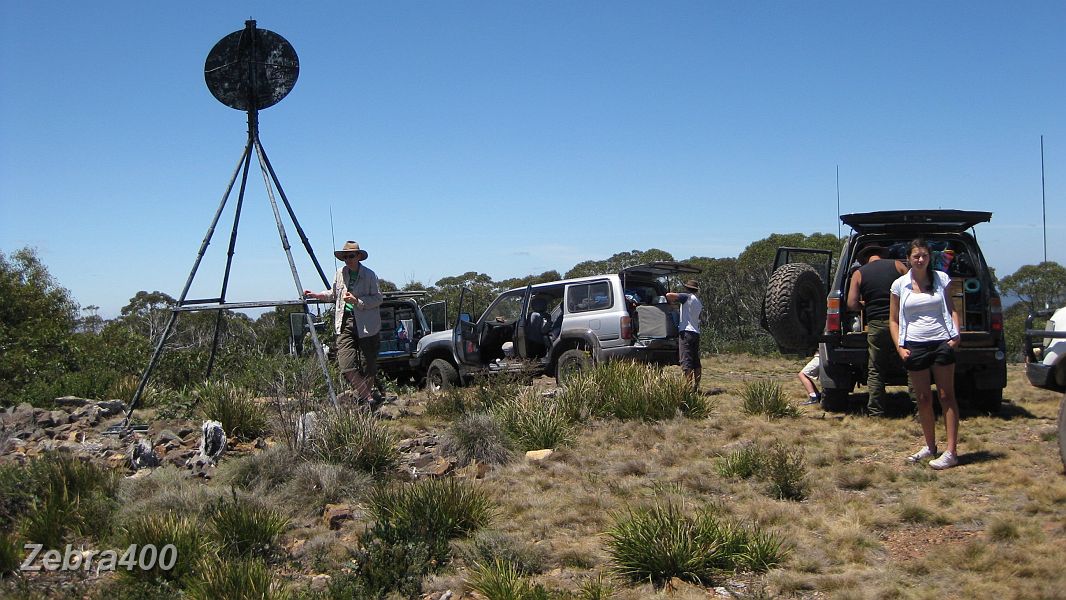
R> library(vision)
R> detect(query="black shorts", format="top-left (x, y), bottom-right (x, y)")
top-left (679, 331), bottom-right (700, 370)
top-left (903, 340), bottom-right (955, 371)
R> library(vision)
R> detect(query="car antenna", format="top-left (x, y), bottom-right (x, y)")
top-left (330, 204), bottom-right (338, 269)
top-left (836, 164), bottom-right (841, 239)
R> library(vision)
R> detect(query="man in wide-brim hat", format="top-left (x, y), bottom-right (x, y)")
top-left (666, 279), bottom-right (703, 392)
top-left (304, 241), bottom-right (383, 403)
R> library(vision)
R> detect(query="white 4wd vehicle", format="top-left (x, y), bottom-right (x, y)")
top-left (1023, 306), bottom-right (1066, 468)
top-left (413, 262), bottom-right (701, 389)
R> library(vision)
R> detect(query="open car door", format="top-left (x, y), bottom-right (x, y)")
top-left (453, 288), bottom-right (480, 366)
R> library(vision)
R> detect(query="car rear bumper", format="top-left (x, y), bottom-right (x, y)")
top-left (1026, 362), bottom-right (1064, 392)
top-left (821, 343), bottom-right (1006, 390)
top-left (600, 342), bottom-right (679, 365)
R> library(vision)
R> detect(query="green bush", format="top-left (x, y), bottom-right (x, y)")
top-left (209, 491), bottom-right (289, 559)
top-left (558, 361), bottom-right (710, 422)
top-left (352, 534), bottom-right (434, 599)
top-left (186, 557), bottom-right (288, 600)
top-left (119, 513), bottom-right (209, 583)
top-left (195, 380), bottom-right (270, 441)
top-left (740, 380), bottom-right (798, 420)
top-left (494, 391), bottom-right (574, 451)
top-left (367, 478), bottom-right (494, 564)
top-left (313, 408), bottom-right (399, 475)
top-left (468, 558), bottom-right (551, 600)
top-left (440, 413), bottom-right (514, 466)
top-left (425, 386), bottom-right (469, 417)
top-left (605, 501), bottom-right (789, 586)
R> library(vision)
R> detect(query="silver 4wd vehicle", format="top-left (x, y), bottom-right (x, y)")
top-left (1023, 305), bottom-right (1066, 468)
top-left (413, 261), bottom-right (701, 389)
top-left (763, 210), bottom-right (1007, 412)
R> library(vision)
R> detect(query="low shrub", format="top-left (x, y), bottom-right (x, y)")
top-left (494, 391), bottom-right (574, 451)
top-left (209, 491), bottom-right (289, 559)
top-left (467, 558), bottom-right (551, 600)
top-left (440, 413), bottom-right (514, 466)
top-left (195, 380), bottom-right (270, 441)
top-left (185, 557), bottom-right (288, 600)
top-left (367, 478), bottom-right (494, 564)
top-left (352, 534), bottom-right (434, 599)
top-left (118, 513), bottom-right (209, 583)
top-left (740, 380), bottom-right (798, 420)
top-left (578, 572), bottom-right (616, 600)
top-left (313, 408), bottom-right (399, 475)
top-left (425, 386), bottom-right (469, 418)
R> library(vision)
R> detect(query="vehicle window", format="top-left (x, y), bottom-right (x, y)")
top-left (567, 281), bottom-right (613, 313)
top-left (482, 292), bottom-right (524, 324)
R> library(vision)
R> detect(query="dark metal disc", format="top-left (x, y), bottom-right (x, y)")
top-left (204, 22), bottom-right (299, 111)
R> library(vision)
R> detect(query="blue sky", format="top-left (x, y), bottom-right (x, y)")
top-left (2, 1), bottom-right (1063, 318)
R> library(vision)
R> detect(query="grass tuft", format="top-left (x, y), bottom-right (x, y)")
top-left (558, 361), bottom-right (710, 422)
top-left (312, 407), bottom-right (399, 475)
top-left (119, 513), bottom-right (209, 583)
top-left (494, 390), bottom-right (574, 451)
top-left (185, 557), bottom-right (289, 600)
top-left (741, 380), bottom-right (799, 419)
top-left (763, 442), bottom-right (809, 501)
top-left (440, 413), bottom-right (514, 466)
top-left (717, 443), bottom-right (764, 479)
top-left (467, 558), bottom-right (551, 600)
top-left (195, 380), bottom-right (270, 441)
top-left (209, 491), bottom-right (289, 558)
top-left (457, 530), bottom-right (548, 575)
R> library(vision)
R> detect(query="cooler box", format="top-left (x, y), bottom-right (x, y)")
top-left (636, 305), bottom-right (679, 339)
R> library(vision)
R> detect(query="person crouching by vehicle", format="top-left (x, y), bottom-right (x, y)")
top-left (304, 241), bottom-right (383, 404)
top-left (890, 238), bottom-right (962, 469)
top-left (797, 352), bottom-right (822, 405)
top-left (666, 280), bottom-right (703, 393)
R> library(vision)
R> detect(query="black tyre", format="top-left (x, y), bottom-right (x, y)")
top-left (425, 359), bottom-right (458, 392)
top-left (1058, 391), bottom-right (1066, 472)
top-left (555, 349), bottom-right (592, 386)
top-left (821, 388), bottom-right (850, 412)
top-left (764, 263), bottom-right (826, 355)
top-left (971, 387), bottom-right (1003, 414)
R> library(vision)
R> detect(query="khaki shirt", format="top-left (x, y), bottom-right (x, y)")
top-left (318, 265), bottom-right (383, 337)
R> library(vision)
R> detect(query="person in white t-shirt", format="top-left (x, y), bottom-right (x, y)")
top-left (666, 280), bottom-right (703, 393)
top-left (890, 238), bottom-right (962, 470)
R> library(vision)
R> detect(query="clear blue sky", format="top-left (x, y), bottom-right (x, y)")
top-left (2, 1), bottom-right (1063, 318)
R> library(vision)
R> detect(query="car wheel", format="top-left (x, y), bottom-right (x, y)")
top-left (426, 359), bottom-right (458, 392)
top-left (1058, 391), bottom-right (1066, 472)
top-left (764, 262), bottom-right (826, 355)
top-left (821, 388), bottom-right (849, 412)
top-left (971, 387), bottom-right (1003, 414)
top-left (555, 349), bottom-right (591, 386)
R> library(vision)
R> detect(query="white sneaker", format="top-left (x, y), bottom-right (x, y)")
top-left (906, 446), bottom-right (936, 463)
top-left (929, 451), bottom-right (958, 470)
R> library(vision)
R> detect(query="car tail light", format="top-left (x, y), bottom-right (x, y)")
top-left (990, 296), bottom-right (1003, 332)
top-left (621, 315), bottom-right (632, 340)
top-left (826, 293), bottom-right (841, 332)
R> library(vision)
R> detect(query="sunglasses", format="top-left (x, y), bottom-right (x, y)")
top-left (340, 253), bottom-right (359, 260)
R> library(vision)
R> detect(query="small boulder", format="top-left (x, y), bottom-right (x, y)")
top-left (96, 400), bottom-right (126, 418)
top-left (54, 396), bottom-right (90, 409)
top-left (525, 449), bottom-right (554, 461)
top-left (322, 504), bottom-right (354, 530)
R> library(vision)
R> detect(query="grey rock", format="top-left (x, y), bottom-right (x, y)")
top-left (155, 429), bottom-right (182, 445)
top-left (129, 437), bottom-right (161, 470)
top-left (96, 400), bottom-right (126, 418)
top-left (70, 405), bottom-right (102, 425)
top-left (54, 396), bottom-right (90, 408)
top-left (33, 409), bottom-right (57, 428)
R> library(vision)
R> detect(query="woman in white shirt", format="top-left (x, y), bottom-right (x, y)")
top-left (889, 239), bottom-right (962, 469)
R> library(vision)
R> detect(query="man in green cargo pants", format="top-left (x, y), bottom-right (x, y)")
top-left (847, 246), bottom-right (908, 416)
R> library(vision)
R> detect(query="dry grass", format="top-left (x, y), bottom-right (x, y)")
top-left (476, 357), bottom-right (1066, 598)
top-left (13, 355), bottom-right (1062, 599)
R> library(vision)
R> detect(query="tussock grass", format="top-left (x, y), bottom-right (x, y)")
top-left (312, 407), bottom-right (398, 474)
top-left (741, 380), bottom-right (799, 419)
top-left (495, 390), bottom-right (575, 451)
top-left (456, 530), bottom-right (548, 575)
top-left (716, 443), bottom-right (763, 479)
top-left (17, 456), bottom-right (119, 549)
top-left (0, 532), bottom-right (19, 577)
top-left (209, 491), bottom-right (289, 559)
top-left (367, 478), bottom-right (494, 563)
top-left (467, 558), bottom-right (551, 600)
top-left (185, 557), bottom-right (288, 600)
top-left (440, 413), bottom-right (514, 466)
top-left (558, 361), bottom-right (710, 422)
top-left (605, 501), bottom-right (788, 586)
top-left (195, 380), bottom-right (270, 441)
top-left (118, 513), bottom-right (209, 583)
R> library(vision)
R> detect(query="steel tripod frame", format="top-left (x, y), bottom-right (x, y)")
top-left (115, 108), bottom-right (338, 433)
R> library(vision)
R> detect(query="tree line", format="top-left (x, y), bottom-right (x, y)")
top-left (2, 240), bottom-right (1064, 407)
